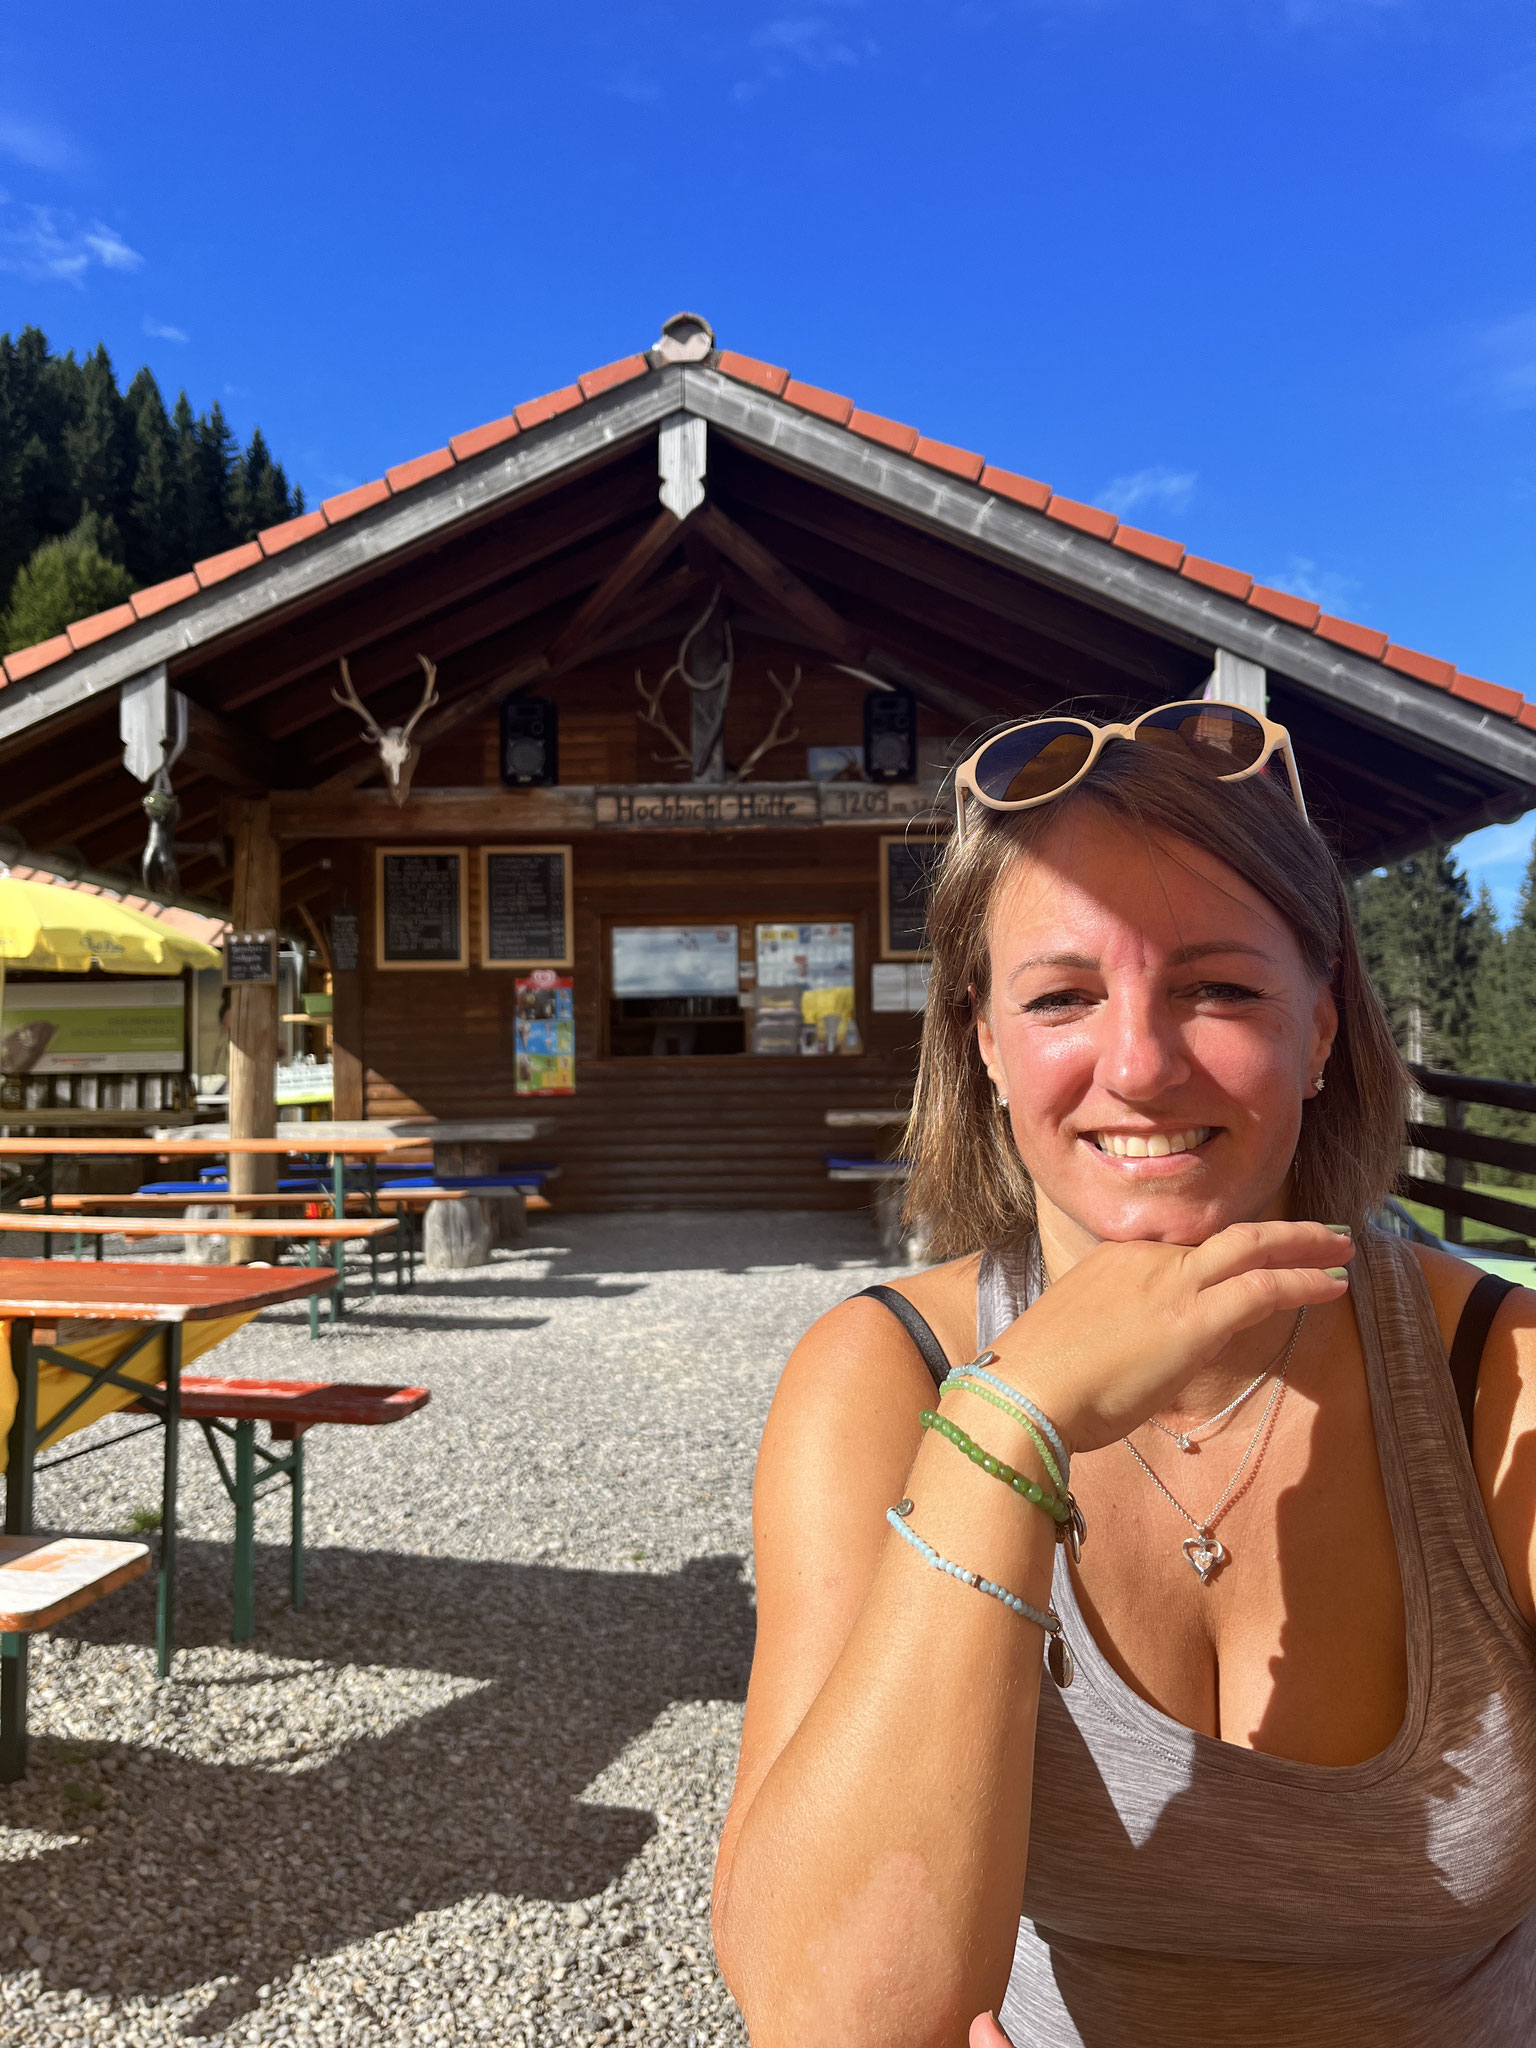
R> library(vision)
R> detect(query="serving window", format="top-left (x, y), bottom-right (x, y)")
top-left (605, 918), bottom-right (863, 1058)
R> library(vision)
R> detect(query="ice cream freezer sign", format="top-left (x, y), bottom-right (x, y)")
top-left (0, 980), bottom-right (185, 1075)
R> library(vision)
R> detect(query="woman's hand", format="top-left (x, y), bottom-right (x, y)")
top-left (970, 2012), bottom-right (1011, 2046)
top-left (988, 1220), bottom-right (1353, 1456)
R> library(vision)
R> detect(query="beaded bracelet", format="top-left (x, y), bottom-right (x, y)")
top-left (943, 1355), bottom-right (1071, 1486)
top-left (920, 1408), bottom-right (1069, 1525)
top-left (942, 1375), bottom-right (1065, 1497)
top-left (885, 1504), bottom-right (1063, 1642)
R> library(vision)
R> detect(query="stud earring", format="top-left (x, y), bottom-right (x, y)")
top-left (1313, 1073), bottom-right (1326, 1095)
top-left (997, 1093), bottom-right (1010, 1109)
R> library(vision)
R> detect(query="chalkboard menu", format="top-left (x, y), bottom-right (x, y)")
top-left (481, 845), bottom-right (572, 968)
top-left (224, 930), bottom-right (276, 984)
top-left (375, 847), bottom-right (468, 970)
top-left (330, 907), bottom-right (360, 973)
top-left (879, 834), bottom-right (946, 959)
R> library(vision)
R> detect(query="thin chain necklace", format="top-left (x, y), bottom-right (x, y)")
top-left (1123, 1308), bottom-right (1305, 1584)
top-left (1142, 1314), bottom-right (1299, 1452)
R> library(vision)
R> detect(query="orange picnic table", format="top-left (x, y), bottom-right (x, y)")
top-left (0, 1259), bottom-right (337, 1780)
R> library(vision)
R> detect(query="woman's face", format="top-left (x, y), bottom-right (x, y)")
top-left (974, 807), bottom-right (1336, 1255)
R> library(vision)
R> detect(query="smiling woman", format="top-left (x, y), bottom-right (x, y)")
top-left (712, 718), bottom-right (1536, 2048)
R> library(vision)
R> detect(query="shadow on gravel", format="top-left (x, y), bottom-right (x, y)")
top-left (0, 1545), bottom-right (754, 2028)
top-left (517, 1210), bottom-right (886, 1279)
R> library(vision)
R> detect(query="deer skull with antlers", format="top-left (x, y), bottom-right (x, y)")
top-left (333, 654), bottom-right (439, 806)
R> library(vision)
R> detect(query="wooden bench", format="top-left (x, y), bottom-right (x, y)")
top-left (825, 1154), bottom-right (915, 1262)
top-left (0, 1536), bottom-right (151, 1781)
top-left (135, 1377), bottom-right (430, 1642)
top-left (0, 1213), bottom-right (398, 1335)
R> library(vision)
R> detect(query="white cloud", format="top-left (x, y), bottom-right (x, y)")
top-left (603, 73), bottom-right (663, 103)
top-left (1259, 554), bottom-right (1360, 613)
top-left (143, 314), bottom-right (189, 343)
top-left (734, 3), bottom-right (876, 98)
top-left (0, 201), bottom-right (142, 285)
top-left (1095, 466), bottom-right (1196, 518)
top-left (1453, 814), bottom-right (1536, 927)
top-left (1462, 308), bottom-right (1536, 411)
top-left (0, 114), bottom-right (81, 175)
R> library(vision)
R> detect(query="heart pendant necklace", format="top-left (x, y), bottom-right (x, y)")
top-left (1122, 1309), bottom-right (1304, 1584)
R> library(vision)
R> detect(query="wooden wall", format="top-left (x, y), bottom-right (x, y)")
top-left (317, 632), bottom-right (957, 1210)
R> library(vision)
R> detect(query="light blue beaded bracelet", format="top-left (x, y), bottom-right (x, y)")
top-left (943, 1355), bottom-right (1072, 1486)
top-left (885, 1504), bottom-right (1062, 1638)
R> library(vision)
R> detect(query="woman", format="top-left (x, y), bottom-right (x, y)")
top-left (712, 704), bottom-right (1536, 2047)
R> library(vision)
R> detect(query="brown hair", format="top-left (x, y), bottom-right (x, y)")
top-left (904, 738), bottom-right (1408, 1260)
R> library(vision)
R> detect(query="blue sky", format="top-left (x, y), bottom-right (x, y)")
top-left (3, 1), bottom-right (1534, 914)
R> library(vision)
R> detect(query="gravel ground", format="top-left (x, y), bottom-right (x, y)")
top-left (0, 1210), bottom-right (893, 2045)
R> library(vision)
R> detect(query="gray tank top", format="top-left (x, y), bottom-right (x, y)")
top-left (976, 1226), bottom-right (1536, 2046)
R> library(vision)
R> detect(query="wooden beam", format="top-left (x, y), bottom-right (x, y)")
top-left (271, 785), bottom-right (596, 840)
top-left (692, 503), bottom-right (866, 665)
top-left (227, 796), bottom-right (280, 1253)
top-left (181, 697), bottom-right (273, 789)
top-left (544, 510), bottom-right (682, 667)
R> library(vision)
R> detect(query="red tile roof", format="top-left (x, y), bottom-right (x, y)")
top-left (4, 337), bottom-right (1528, 739)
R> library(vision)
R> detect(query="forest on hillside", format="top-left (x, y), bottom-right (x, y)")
top-left (0, 326), bottom-right (303, 655)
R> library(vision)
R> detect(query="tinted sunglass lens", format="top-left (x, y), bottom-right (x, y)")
top-left (1134, 703), bottom-right (1266, 772)
top-left (973, 723), bottom-right (1095, 803)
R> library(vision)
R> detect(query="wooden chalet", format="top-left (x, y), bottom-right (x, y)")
top-left (3, 312), bottom-right (1535, 1211)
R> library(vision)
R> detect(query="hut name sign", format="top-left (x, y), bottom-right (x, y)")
top-left (594, 783), bottom-right (935, 830)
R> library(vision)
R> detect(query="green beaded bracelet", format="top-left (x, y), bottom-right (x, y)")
top-left (920, 1409), bottom-right (1070, 1526)
top-left (941, 1375), bottom-right (1064, 1495)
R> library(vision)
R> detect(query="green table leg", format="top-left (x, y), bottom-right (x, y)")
top-left (155, 1323), bottom-right (182, 1681)
top-left (231, 1420), bottom-right (256, 1643)
top-left (308, 1291), bottom-right (320, 1342)
top-left (1, 1322), bottom-right (37, 1782)
top-left (289, 1435), bottom-right (305, 1610)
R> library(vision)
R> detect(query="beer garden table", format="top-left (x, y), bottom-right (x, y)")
top-left (0, 1258), bottom-right (337, 1778)
top-left (0, 1134), bottom-right (420, 1312)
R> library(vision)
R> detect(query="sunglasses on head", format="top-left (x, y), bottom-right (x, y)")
top-left (952, 699), bottom-right (1308, 844)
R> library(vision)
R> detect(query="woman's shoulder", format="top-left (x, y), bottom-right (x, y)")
top-left (767, 1251), bottom-right (983, 1436)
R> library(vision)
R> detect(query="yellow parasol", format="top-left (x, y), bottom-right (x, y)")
top-left (0, 875), bottom-right (221, 974)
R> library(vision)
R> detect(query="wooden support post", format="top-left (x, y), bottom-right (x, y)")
top-left (330, 847), bottom-right (365, 1121)
top-left (226, 798), bottom-right (280, 1260)
top-left (1441, 1096), bottom-right (1464, 1245)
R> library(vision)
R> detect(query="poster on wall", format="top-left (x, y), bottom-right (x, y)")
top-left (375, 848), bottom-right (469, 970)
top-left (610, 926), bottom-right (738, 997)
top-left (514, 970), bottom-right (575, 1094)
top-left (1, 979), bottom-right (185, 1075)
top-left (753, 923), bottom-right (859, 1055)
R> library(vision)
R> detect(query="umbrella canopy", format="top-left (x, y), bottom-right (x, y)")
top-left (0, 876), bottom-right (222, 974)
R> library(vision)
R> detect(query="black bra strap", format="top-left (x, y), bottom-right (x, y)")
top-left (853, 1284), bottom-right (950, 1391)
top-left (1447, 1273), bottom-right (1517, 1451)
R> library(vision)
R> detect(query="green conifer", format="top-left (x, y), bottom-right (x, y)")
top-left (0, 509), bottom-right (136, 654)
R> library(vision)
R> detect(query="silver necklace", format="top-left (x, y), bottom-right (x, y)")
top-left (1143, 1318), bottom-right (1295, 1452)
top-left (1123, 1309), bottom-right (1305, 1584)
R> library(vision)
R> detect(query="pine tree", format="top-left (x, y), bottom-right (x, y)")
top-left (0, 509), bottom-right (136, 654)
top-left (123, 367), bottom-right (182, 583)
top-left (0, 326), bottom-right (304, 627)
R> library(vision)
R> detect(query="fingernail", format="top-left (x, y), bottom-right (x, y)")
top-left (1324, 1223), bottom-right (1352, 1235)
top-left (1325, 1266), bottom-right (1349, 1281)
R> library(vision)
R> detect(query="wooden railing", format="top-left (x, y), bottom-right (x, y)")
top-left (1401, 1064), bottom-right (1536, 1247)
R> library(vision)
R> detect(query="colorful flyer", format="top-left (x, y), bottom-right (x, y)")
top-left (514, 971), bottom-right (575, 1094)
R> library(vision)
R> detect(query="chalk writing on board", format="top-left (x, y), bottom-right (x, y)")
top-left (224, 930), bottom-right (276, 984)
top-left (881, 837), bottom-right (945, 958)
top-left (483, 848), bottom-right (570, 966)
top-left (330, 908), bottom-right (360, 973)
top-left (379, 852), bottom-right (464, 965)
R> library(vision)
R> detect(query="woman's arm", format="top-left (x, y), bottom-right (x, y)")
top-left (1414, 1248), bottom-right (1536, 1623)
top-left (714, 1221), bottom-right (1353, 2048)
top-left (714, 1291), bottom-right (1057, 2048)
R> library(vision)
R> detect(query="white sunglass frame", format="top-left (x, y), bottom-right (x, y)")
top-left (952, 699), bottom-right (1309, 844)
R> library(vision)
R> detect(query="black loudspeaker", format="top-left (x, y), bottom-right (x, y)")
top-left (863, 686), bottom-right (917, 783)
top-left (500, 695), bottom-right (559, 786)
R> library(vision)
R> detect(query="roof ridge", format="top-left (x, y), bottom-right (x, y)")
top-left (4, 341), bottom-right (1529, 738)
